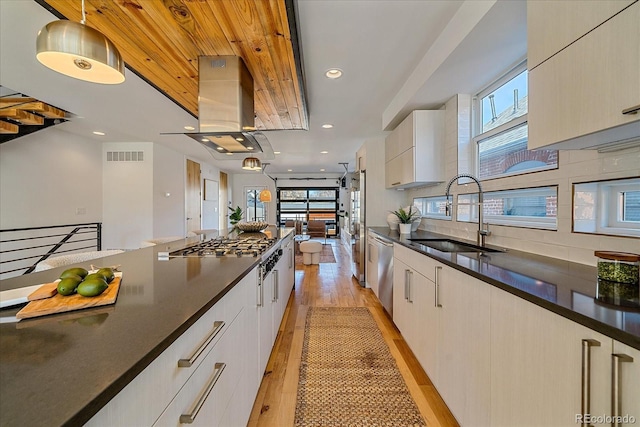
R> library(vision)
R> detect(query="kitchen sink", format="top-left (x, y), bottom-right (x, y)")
top-left (409, 239), bottom-right (504, 253)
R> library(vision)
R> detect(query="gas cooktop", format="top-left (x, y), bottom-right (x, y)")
top-left (161, 236), bottom-right (278, 259)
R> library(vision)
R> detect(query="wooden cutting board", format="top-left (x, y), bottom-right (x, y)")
top-left (16, 273), bottom-right (122, 320)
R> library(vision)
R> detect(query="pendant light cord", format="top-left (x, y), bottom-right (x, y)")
top-left (80, 0), bottom-right (86, 25)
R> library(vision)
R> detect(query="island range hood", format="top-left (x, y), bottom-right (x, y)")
top-left (185, 56), bottom-right (274, 160)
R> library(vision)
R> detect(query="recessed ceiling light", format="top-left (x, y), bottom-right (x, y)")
top-left (247, 146), bottom-right (254, 150)
top-left (274, 151), bottom-right (281, 155)
top-left (287, 169), bottom-right (293, 172)
top-left (226, 152), bottom-right (233, 156)
top-left (320, 151), bottom-right (328, 154)
top-left (216, 147), bottom-right (224, 151)
top-left (322, 124), bottom-right (333, 129)
top-left (235, 137), bottom-right (244, 142)
top-left (92, 131), bottom-right (105, 136)
top-left (201, 138), bottom-right (209, 142)
top-left (320, 168), bottom-right (325, 172)
top-left (184, 125), bottom-right (195, 131)
top-left (325, 68), bottom-right (343, 79)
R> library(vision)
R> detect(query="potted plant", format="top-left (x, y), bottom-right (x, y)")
top-left (228, 206), bottom-right (244, 229)
top-left (391, 206), bottom-right (420, 234)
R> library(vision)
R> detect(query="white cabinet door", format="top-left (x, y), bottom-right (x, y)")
top-left (258, 270), bottom-right (275, 374)
top-left (412, 263), bottom-right (438, 381)
top-left (612, 341), bottom-right (640, 422)
top-left (490, 286), bottom-right (613, 427)
top-left (385, 111), bottom-right (444, 189)
top-left (393, 258), bottom-right (414, 344)
top-left (437, 266), bottom-right (491, 427)
top-left (528, 2), bottom-right (640, 150)
top-left (527, 0), bottom-right (634, 69)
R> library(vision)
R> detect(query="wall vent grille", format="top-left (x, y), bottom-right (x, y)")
top-left (106, 151), bottom-right (144, 162)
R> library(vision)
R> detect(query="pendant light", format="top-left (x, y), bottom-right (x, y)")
top-left (242, 157), bottom-right (262, 171)
top-left (259, 189), bottom-right (272, 202)
top-left (36, 0), bottom-right (125, 84)
top-left (259, 162), bottom-right (273, 202)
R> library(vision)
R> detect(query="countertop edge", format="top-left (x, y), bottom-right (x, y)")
top-left (369, 227), bottom-right (640, 350)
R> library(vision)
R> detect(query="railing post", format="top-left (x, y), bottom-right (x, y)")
top-left (97, 223), bottom-right (102, 251)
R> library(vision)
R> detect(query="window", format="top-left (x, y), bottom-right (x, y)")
top-left (413, 196), bottom-right (451, 220)
top-left (277, 188), bottom-right (339, 225)
top-left (574, 177), bottom-right (640, 237)
top-left (474, 63), bottom-right (557, 180)
top-left (245, 187), bottom-right (267, 222)
top-left (456, 186), bottom-right (558, 230)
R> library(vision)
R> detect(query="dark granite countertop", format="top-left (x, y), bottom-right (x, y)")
top-left (369, 227), bottom-right (640, 350)
top-left (0, 227), bottom-right (293, 427)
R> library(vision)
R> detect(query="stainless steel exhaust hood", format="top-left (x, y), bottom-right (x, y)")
top-left (185, 56), bottom-right (274, 160)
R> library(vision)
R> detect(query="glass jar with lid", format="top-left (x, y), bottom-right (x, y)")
top-left (594, 251), bottom-right (639, 309)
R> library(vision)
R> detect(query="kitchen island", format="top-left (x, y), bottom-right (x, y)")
top-left (0, 227), bottom-right (294, 427)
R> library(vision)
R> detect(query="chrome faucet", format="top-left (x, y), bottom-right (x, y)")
top-left (445, 173), bottom-right (491, 247)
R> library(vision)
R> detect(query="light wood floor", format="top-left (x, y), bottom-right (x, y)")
top-left (247, 238), bottom-right (459, 427)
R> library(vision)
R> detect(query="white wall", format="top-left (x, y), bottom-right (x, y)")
top-left (0, 127), bottom-right (103, 229)
top-left (152, 144), bottom-right (187, 239)
top-left (102, 142), bottom-right (154, 249)
top-left (404, 95), bottom-right (640, 266)
top-left (358, 137), bottom-right (405, 227)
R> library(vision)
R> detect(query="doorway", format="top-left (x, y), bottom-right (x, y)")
top-left (186, 159), bottom-right (201, 234)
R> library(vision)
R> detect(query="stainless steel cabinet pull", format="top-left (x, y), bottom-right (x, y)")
top-left (621, 104), bottom-right (640, 115)
top-left (257, 275), bottom-right (263, 307)
top-left (404, 269), bottom-right (410, 301)
top-left (179, 362), bottom-right (226, 424)
top-left (611, 353), bottom-right (634, 427)
top-left (178, 321), bottom-right (225, 368)
top-left (289, 248), bottom-right (293, 269)
top-left (581, 339), bottom-right (601, 425)
top-left (273, 270), bottom-right (279, 302)
top-left (435, 266), bottom-right (442, 308)
top-left (407, 270), bottom-right (413, 303)
top-left (368, 244), bottom-right (373, 262)
top-left (392, 181), bottom-right (401, 186)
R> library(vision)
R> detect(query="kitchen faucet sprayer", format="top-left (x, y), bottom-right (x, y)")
top-left (444, 173), bottom-right (491, 247)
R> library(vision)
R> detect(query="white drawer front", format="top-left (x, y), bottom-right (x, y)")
top-left (86, 271), bottom-right (253, 427)
top-left (153, 308), bottom-right (244, 427)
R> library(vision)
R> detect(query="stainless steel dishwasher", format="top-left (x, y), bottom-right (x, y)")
top-left (371, 234), bottom-right (394, 316)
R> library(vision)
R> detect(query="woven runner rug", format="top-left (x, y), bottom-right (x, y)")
top-left (294, 307), bottom-right (426, 427)
top-left (295, 244), bottom-right (336, 265)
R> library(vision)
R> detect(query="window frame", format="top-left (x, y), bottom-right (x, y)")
top-left (276, 187), bottom-right (339, 226)
top-left (244, 186), bottom-right (267, 222)
top-left (472, 60), bottom-right (558, 181)
top-left (573, 177), bottom-right (640, 238)
top-left (456, 186), bottom-right (558, 231)
top-left (413, 195), bottom-right (452, 221)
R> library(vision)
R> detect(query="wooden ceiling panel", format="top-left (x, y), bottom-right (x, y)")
top-left (42, 0), bottom-right (308, 131)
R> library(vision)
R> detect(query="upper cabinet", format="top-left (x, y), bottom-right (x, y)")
top-left (527, 1), bottom-right (640, 151)
top-left (385, 110), bottom-right (445, 189)
top-left (527, 0), bottom-right (634, 69)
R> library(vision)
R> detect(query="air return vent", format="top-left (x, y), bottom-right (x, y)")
top-left (106, 151), bottom-right (144, 162)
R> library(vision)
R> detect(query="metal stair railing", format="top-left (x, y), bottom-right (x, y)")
top-left (0, 223), bottom-right (102, 279)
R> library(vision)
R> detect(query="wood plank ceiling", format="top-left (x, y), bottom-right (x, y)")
top-left (40, 0), bottom-right (308, 131)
